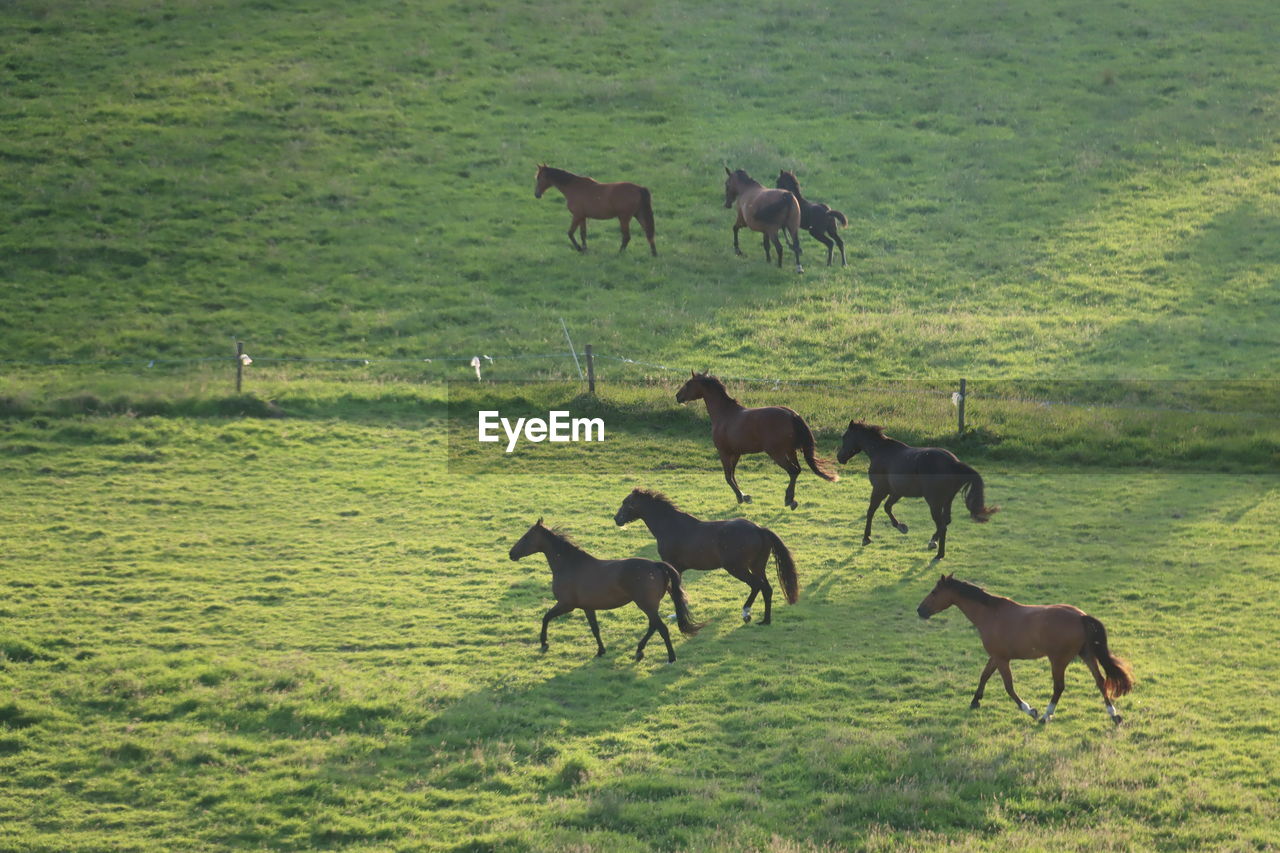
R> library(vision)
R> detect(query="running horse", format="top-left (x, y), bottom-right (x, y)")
top-left (534, 164), bottom-right (657, 255)
top-left (723, 168), bottom-right (804, 272)
top-left (775, 170), bottom-right (848, 267)
top-left (509, 518), bottom-right (700, 662)
top-left (836, 421), bottom-right (997, 560)
top-left (916, 574), bottom-right (1135, 725)
top-left (676, 372), bottom-right (837, 509)
top-left (614, 488), bottom-right (799, 624)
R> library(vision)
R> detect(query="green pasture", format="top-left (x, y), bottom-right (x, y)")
top-left (3, 0), bottom-right (1280, 849)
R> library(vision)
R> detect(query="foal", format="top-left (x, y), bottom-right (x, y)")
top-left (775, 170), bottom-right (848, 266)
top-left (509, 519), bottom-right (700, 662)
top-left (614, 488), bottom-right (799, 625)
top-left (917, 574), bottom-right (1134, 725)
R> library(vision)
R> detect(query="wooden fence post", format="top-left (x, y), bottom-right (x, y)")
top-left (957, 378), bottom-right (966, 435)
top-left (585, 344), bottom-right (595, 395)
top-left (235, 340), bottom-right (244, 394)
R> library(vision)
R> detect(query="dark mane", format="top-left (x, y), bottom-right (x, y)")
top-left (542, 525), bottom-right (592, 559)
top-left (730, 168), bottom-right (759, 186)
top-left (942, 576), bottom-right (1005, 607)
top-left (693, 373), bottom-right (737, 402)
top-left (847, 420), bottom-right (886, 438)
top-left (632, 488), bottom-right (679, 510)
top-left (539, 165), bottom-right (582, 185)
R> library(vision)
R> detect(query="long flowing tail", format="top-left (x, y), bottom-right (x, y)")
top-left (761, 527), bottom-right (799, 604)
top-left (792, 413), bottom-right (839, 482)
top-left (638, 187), bottom-right (656, 240)
top-left (959, 464), bottom-right (998, 522)
top-left (661, 564), bottom-right (703, 635)
top-left (829, 209), bottom-right (848, 227)
top-left (1082, 615), bottom-right (1134, 698)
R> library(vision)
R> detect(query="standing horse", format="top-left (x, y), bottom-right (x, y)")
top-left (676, 372), bottom-right (838, 509)
top-left (836, 421), bottom-right (997, 560)
top-left (509, 518), bottom-right (700, 662)
top-left (917, 574), bottom-right (1134, 725)
top-left (723, 167), bottom-right (804, 273)
top-left (775, 170), bottom-right (848, 267)
top-left (534, 164), bottom-right (657, 255)
top-left (614, 488), bottom-right (799, 625)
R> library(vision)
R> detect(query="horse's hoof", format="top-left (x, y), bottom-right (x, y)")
top-left (895, 522), bottom-right (909, 534)
top-left (1040, 715), bottom-right (1053, 725)
top-left (788, 500), bottom-right (798, 510)
top-left (666, 657), bottom-right (676, 664)
top-left (742, 608), bottom-right (752, 623)
top-left (759, 618), bottom-right (772, 626)
top-left (540, 644), bottom-right (549, 653)
top-left (1028, 708), bottom-right (1040, 720)
top-left (596, 649), bottom-right (606, 657)
top-left (634, 651), bottom-right (644, 662)
top-left (742, 495), bottom-right (752, 504)
top-left (969, 699), bottom-right (981, 710)
top-left (1113, 715), bottom-right (1124, 726)
top-left (861, 536), bottom-right (872, 546)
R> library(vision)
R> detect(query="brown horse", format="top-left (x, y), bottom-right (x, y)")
top-left (837, 421), bottom-right (997, 560)
top-left (534, 164), bottom-right (657, 255)
top-left (614, 488), bottom-right (799, 624)
top-left (917, 574), bottom-right (1134, 725)
top-left (509, 518), bottom-right (700, 662)
top-left (775, 170), bottom-right (848, 267)
top-left (676, 372), bottom-right (837, 509)
top-left (723, 168), bottom-right (803, 273)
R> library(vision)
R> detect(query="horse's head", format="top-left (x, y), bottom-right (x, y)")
top-left (675, 372), bottom-right (708, 404)
top-left (917, 574), bottom-right (959, 619)
top-left (723, 167), bottom-right (750, 208)
top-left (509, 517), bottom-right (548, 560)
top-left (613, 489), bottom-right (645, 527)
top-left (534, 164), bottom-right (551, 199)
top-left (776, 170), bottom-right (798, 193)
top-left (837, 421), bottom-right (877, 464)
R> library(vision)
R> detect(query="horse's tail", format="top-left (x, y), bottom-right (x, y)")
top-left (829, 209), bottom-right (848, 227)
top-left (761, 527), bottom-right (799, 604)
top-left (637, 186), bottom-right (656, 239)
top-left (1081, 615), bottom-right (1134, 698)
top-left (661, 563), bottom-right (703, 636)
top-left (792, 413), bottom-right (839, 482)
top-left (958, 463), bottom-right (998, 522)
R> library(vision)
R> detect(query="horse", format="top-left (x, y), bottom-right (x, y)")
top-left (676, 372), bottom-right (838, 509)
top-left (775, 170), bottom-right (848, 267)
top-left (534, 164), bottom-right (657, 255)
top-left (614, 488), bottom-right (799, 625)
top-left (508, 518), bottom-right (700, 662)
top-left (916, 574), bottom-right (1135, 725)
top-left (836, 421), bottom-right (997, 560)
top-left (723, 167), bottom-right (804, 273)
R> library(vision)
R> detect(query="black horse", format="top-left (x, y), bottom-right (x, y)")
top-left (509, 519), bottom-right (701, 662)
top-left (775, 170), bottom-right (847, 266)
top-left (614, 488), bottom-right (799, 625)
top-left (836, 422), bottom-right (998, 560)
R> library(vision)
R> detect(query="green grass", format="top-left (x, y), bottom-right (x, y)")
top-left (3, 0), bottom-right (1280, 848)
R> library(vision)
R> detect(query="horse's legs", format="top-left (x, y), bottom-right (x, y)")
top-left (828, 226), bottom-right (846, 266)
top-left (862, 484), bottom-right (890, 545)
top-left (1042, 655), bottom-right (1070, 722)
top-left (634, 605), bottom-right (676, 663)
top-left (617, 216), bottom-right (631, 253)
top-left (583, 609), bottom-right (606, 657)
top-left (540, 601), bottom-right (576, 651)
top-left (733, 223), bottom-right (744, 256)
top-left (810, 227), bottom-right (835, 265)
top-left (997, 659), bottom-right (1039, 720)
top-left (928, 498), bottom-right (951, 560)
top-left (789, 225), bottom-right (804, 273)
top-left (767, 449), bottom-right (802, 510)
top-left (719, 450), bottom-right (749, 504)
top-left (726, 561), bottom-right (770, 624)
top-left (1083, 653), bottom-right (1124, 725)
top-left (971, 657), bottom-right (998, 709)
top-left (771, 232), bottom-right (785, 268)
top-left (567, 215), bottom-right (586, 252)
top-left (762, 232), bottom-right (772, 263)
top-left (883, 494), bottom-right (908, 534)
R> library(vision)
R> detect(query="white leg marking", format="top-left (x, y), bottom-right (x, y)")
top-left (742, 606), bottom-right (751, 621)
top-left (1043, 701), bottom-right (1056, 720)
top-left (1106, 703), bottom-right (1118, 718)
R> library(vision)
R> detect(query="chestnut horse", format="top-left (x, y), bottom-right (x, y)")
top-left (775, 170), bottom-right (848, 267)
top-left (723, 168), bottom-right (803, 272)
top-left (676, 372), bottom-right (837, 509)
top-left (534, 164), bottom-right (657, 255)
top-left (614, 488), bottom-right (799, 624)
top-left (836, 421), bottom-right (997, 560)
top-left (509, 518), bottom-right (700, 662)
top-left (917, 574), bottom-right (1134, 725)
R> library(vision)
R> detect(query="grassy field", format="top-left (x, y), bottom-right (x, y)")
top-left (3, 0), bottom-right (1280, 849)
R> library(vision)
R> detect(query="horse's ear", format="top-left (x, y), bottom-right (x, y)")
top-left (536, 516), bottom-right (544, 526)
top-left (939, 573), bottom-right (947, 582)
top-left (725, 166), bottom-right (731, 176)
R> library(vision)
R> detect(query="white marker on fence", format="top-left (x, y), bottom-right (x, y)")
top-left (470, 356), bottom-right (483, 381)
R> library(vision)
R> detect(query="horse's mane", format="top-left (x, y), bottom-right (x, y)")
top-left (539, 165), bottom-right (581, 185)
top-left (729, 168), bottom-right (759, 186)
top-left (631, 488), bottom-right (682, 512)
top-left (942, 576), bottom-right (1006, 607)
top-left (847, 420), bottom-right (887, 438)
top-left (541, 524), bottom-right (592, 558)
top-left (693, 373), bottom-right (736, 401)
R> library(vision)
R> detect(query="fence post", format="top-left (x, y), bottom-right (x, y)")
top-left (235, 340), bottom-right (244, 394)
top-left (957, 378), bottom-right (966, 435)
top-left (585, 344), bottom-right (595, 395)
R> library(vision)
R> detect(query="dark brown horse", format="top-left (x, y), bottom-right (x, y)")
top-left (917, 574), bottom-right (1135, 725)
top-left (836, 421), bottom-right (997, 560)
top-left (614, 488), bottom-right (799, 624)
top-left (676, 372), bottom-right (837, 509)
top-left (775, 170), bottom-right (848, 267)
top-left (534, 164), bottom-right (657, 255)
top-left (723, 168), bottom-right (803, 273)
top-left (509, 518), bottom-right (699, 662)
